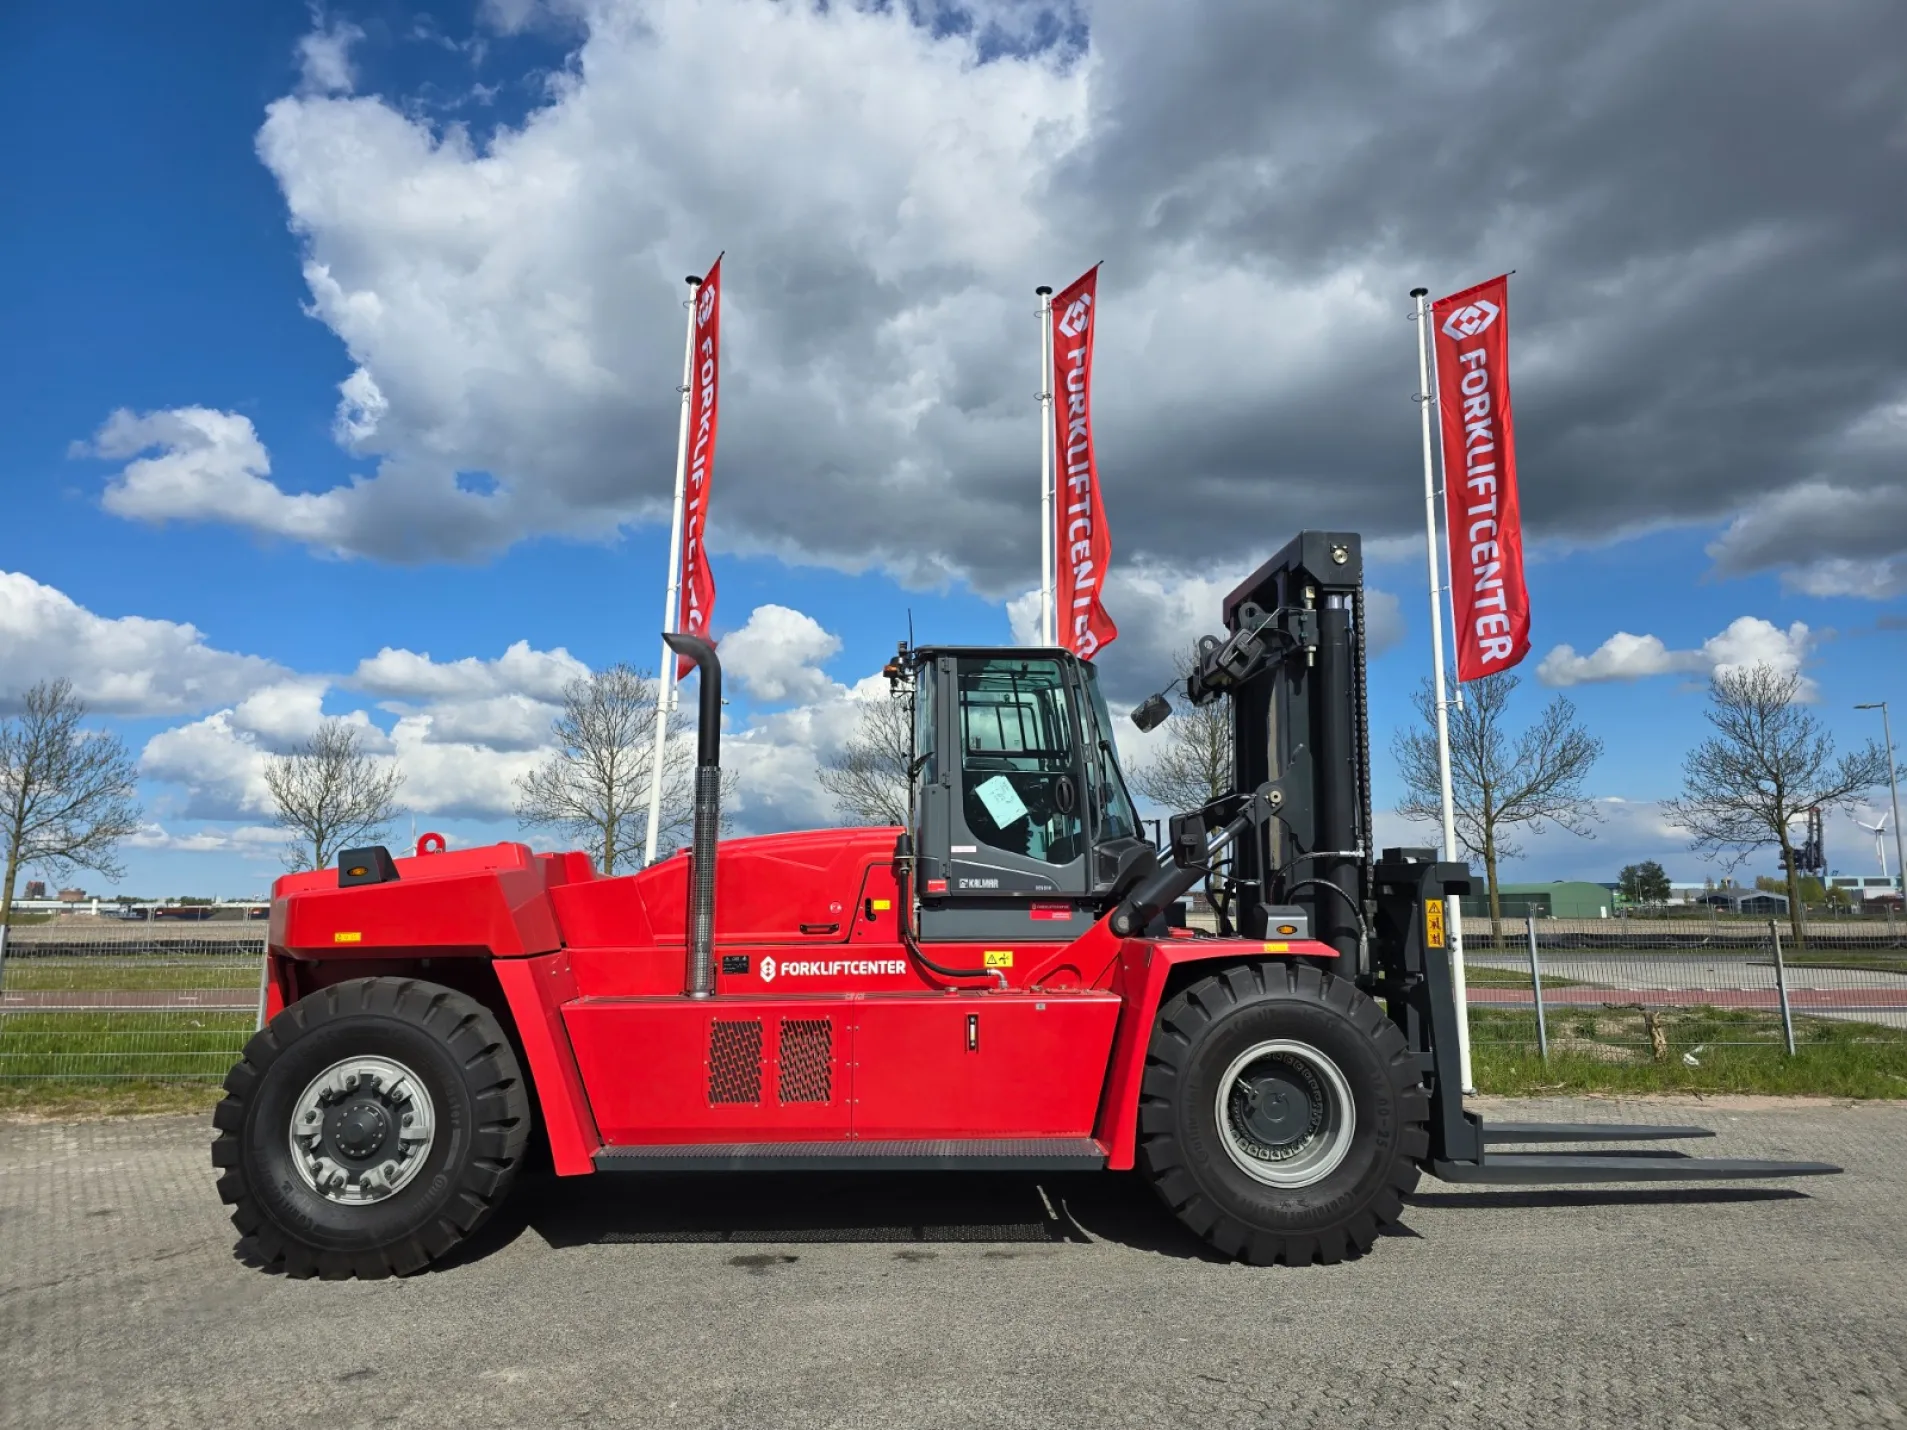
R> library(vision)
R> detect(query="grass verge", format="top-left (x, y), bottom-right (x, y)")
top-left (1472, 1007), bottom-right (1907, 1098)
top-left (0, 1080), bottom-right (222, 1120)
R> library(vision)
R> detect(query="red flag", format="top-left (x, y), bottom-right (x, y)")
top-left (677, 257), bottom-right (721, 678)
top-left (1049, 266), bottom-right (1117, 659)
top-left (1432, 274), bottom-right (1530, 681)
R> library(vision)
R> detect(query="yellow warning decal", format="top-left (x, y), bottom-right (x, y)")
top-left (871, 899), bottom-right (892, 912)
top-left (1424, 900), bottom-right (1446, 949)
top-left (333, 931), bottom-right (363, 944)
top-left (1262, 942), bottom-right (1290, 953)
top-left (983, 950), bottom-right (1014, 968)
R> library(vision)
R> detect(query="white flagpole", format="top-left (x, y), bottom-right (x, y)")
top-left (642, 273), bottom-right (703, 869)
top-left (1036, 285), bottom-right (1055, 645)
top-left (1412, 286), bottom-right (1474, 1093)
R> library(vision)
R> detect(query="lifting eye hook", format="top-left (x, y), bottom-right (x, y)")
top-left (415, 832), bottom-right (448, 857)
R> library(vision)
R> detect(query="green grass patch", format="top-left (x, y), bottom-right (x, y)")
top-left (1, 955), bottom-right (259, 993)
top-left (0, 1010), bottom-right (254, 1081)
top-left (1461, 964), bottom-right (1584, 989)
top-left (1471, 1006), bottom-right (1907, 1098)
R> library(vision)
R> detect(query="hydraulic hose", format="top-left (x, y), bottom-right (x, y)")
top-left (892, 836), bottom-right (1006, 988)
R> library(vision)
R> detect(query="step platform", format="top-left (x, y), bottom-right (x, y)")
top-left (1433, 1119), bottom-right (1841, 1184)
top-left (594, 1138), bottom-right (1107, 1173)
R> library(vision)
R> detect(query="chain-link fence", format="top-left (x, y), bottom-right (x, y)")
top-left (1463, 915), bottom-right (1907, 1064)
top-left (0, 920), bottom-right (266, 1082)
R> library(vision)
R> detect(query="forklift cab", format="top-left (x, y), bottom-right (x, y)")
top-left (908, 647), bottom-right (1147, 939)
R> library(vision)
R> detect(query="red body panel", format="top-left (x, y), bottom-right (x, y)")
top-left (267, 831), bottom-right (1340, 1177)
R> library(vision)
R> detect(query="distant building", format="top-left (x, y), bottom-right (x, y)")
top-left (1459, 881), bottom-right (1616, 919)
top-left (1830, 876), bottom-right (1899, 904)
top-left (57, 887), bottom-right (86, 903)
top-left (1697, 888), bottom-right (1789, 915)
top-left (24, 881), bottom-right (46, 900)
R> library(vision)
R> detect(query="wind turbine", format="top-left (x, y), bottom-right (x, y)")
top-left (1855, 812), bottom-right (1890, 883)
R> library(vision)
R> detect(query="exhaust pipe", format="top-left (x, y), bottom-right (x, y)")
top-left (663, 633), bottom-right (722, 999)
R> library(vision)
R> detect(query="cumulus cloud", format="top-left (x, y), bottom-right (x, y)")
top-left (0, 569), bottom-right (285, 715)
top-left (1537, 616), bottom-right (1813, 691)
top-left (297, 12), bottom-right (364, 96)
top-left (350, 639), bottom-right (588, 701)
top-left (80, 0), bottom-right (1905, 597)
top-left (720, 604), bottom-right (843, 704)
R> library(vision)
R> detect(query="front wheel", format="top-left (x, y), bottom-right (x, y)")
top-left (211, 977), bottom-right (532, 1278)
top-left (1138, 961), bottom-right (1427, 1265)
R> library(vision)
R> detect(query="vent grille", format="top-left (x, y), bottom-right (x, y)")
top-left (778, 1019), bottom-right (833, 1104)
top-left (708, 1019), bottom-right (763, 1105)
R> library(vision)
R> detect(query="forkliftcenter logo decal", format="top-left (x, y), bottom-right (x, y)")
top-left (1441, 298), bottom-right (1499, 341)
top-left (1057, 293), bottom-right (1092, 338)
top-left (757, 956), bottom-right (906, 983)
top-left (697, 283), bottom-right (716, 326)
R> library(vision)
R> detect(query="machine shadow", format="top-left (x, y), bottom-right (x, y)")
top-left (454, 1167), bottom-right (1228, 1262)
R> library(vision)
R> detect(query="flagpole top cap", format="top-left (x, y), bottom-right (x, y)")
top-left (1409, 286), bottom-right (1428, 298)
top-left (1035, 285), bottom-right (1053, 296)
top-left (686, 275), bottom-right (704, 286)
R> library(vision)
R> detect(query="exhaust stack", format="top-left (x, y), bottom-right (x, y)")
top-left (663, 632), bottom-right (722, 999)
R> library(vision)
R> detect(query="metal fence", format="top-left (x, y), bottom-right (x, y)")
top-left (0, 920), bottom-right (266, 1082)
top-left (1463, 915), bottom-right (1907, 1063)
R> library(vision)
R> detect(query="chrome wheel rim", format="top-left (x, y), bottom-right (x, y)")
top-left (1213, 1039), bottom-right (1356, 1188)
top-left (288, 1055), bottom-right (436, 1204)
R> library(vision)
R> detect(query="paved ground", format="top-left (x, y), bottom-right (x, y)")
top-left (3, 1097), bottom-right (1904, 1430)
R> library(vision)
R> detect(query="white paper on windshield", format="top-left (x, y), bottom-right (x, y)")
top-left (974, 774), bottom-right (1030, 828)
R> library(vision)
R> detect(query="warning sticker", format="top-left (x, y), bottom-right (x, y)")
top-left (333, 932), bottom-right (362, 944)
top-left (1424, 900), bottom-right (1446, 949)
top-left (983, 950), bottom-right (1014, 969)
top-left (973, 774), bottom-right (1029, 827)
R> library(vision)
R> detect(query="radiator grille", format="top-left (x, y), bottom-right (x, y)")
top-left (778, 1018), bottom-right (833, 1105)
top-left (708, 1019), bottom-right (763, 1105)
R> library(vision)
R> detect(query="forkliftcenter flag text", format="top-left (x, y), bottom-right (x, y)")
top-left (1049, 266), bottom-right (1117, 659)
top-left (677, 257), bottom-right (721, 678)
top-left (1432, 274), bottom-right (1529, 681)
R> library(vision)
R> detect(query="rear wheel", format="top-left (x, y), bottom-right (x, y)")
top-left (211, 977), bottom-right (531, 1278)
top-left (1138, 961), bottom-right (1427, 1265)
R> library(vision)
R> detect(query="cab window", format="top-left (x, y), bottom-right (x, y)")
top-left (956, 658), bottom-right (1083, 867)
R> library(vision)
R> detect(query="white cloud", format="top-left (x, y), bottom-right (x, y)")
top-left (0, 569), bottom-right (285, 715)
top-left (89, 407), bottom-right (355, 552)
top-left (350, 639), bottom-right (587, 701)
top-left (127, 823), bottom-right (284, 857)
top-left (1537, 617), bottom-right (1813, 692)
top-left (720, 604), bottom-right (843, 705)
top-left (297, 13), bottom-right (364, 96)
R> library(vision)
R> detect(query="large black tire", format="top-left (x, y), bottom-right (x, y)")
top-left (211, 977), bottom-right (532, 1279)
top-left (1137, 961), bottom-right (1427, 1266)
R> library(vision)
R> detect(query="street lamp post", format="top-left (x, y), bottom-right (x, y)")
top-left (1855, 701), bottom-right (1905, 901)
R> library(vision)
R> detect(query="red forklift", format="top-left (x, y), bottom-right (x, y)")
top-left (212, 531), bottom-right (1836, 1276)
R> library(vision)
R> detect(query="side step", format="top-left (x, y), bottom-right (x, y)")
top-left (594, 1138), bottom-right (1107, 1173)
top-left (1433, 1120), bottom-right (1841, 1184)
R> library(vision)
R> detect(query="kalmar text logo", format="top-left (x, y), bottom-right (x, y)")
top-left (1441, 299), bottom-right (1499, 341)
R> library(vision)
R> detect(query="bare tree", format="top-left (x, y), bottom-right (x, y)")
top-left (1394, 672), bottom-right (1603, 941)
top-left (0, 679), bottom-right (142, 924)
top-left (1663, 665), bottom-right (1888, 945)
top-left (264, 720), bottom-right (405, 873)
top-left (515, 665), bottom-right (728, 872)
top-left (818, 692), bottom-right (913, 826)
top-left (1126, 653), bottom-right (1233, 815)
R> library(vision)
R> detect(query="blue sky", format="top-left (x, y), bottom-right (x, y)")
top-left (2, 1), bottom-right (1902, 899)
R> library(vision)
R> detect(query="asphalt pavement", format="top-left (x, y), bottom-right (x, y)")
top-left (2, 1096), bottom-right (1904, 1429)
